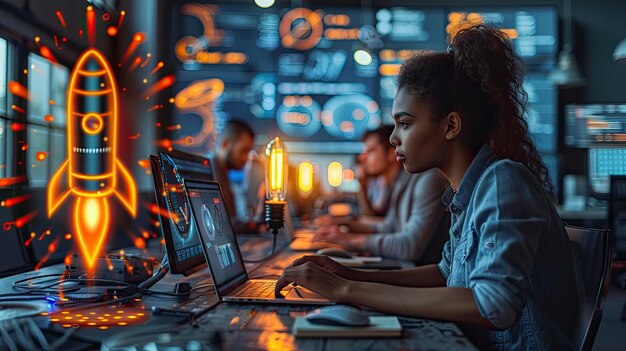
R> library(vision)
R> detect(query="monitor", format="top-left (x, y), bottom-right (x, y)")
top-left (184, 179), bottom-right (247, 294)
top-left (588, 148), bottom-right (626, 197)
top-left (149, 151), bottom-right (212, 275)
top-left (565, 104), bottom-right (626, 148)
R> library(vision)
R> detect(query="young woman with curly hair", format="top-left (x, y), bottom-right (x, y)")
top-left (275, 25), bottom-right (583, 350)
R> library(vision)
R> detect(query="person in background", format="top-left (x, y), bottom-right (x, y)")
top-left (275, 25), bottom-right (583, 350)
top-left (314, 125), bottom-right (450, 264)
top-left (356, 126), bottom-right (399, 218)
top-left (208, 119), bottom-right (259, 234)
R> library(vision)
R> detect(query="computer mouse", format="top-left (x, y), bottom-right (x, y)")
top-left (304, 305), bottom-right (370, 327)
top-left (316, 247), bottom-right (354, 258)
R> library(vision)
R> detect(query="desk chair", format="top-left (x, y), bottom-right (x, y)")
top-left (565, 225), bottom-right (613, 351)
top-left (609, 175), bottom-right (626, 259)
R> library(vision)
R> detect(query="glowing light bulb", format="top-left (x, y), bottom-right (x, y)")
top-left (264, 137), bottom-right (288, 234)
top-left (328, 161), bottom-right (343, 187)
top-left (265, 137), bottom-right (288, 201)
top-left (298, 161), bottom-right (313, 193)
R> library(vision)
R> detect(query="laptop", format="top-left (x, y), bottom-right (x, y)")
top-left (183, 178), bottom-right (333, 305)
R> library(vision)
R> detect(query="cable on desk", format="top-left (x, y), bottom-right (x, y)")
top-left (190, 283), bottom-right (215, 293)
top-left (9, 255), bottom-right (179, 297)
top-left (243, 232), bottom-right (278, 263)
top-left (0, 318), bottom-right (75, 351)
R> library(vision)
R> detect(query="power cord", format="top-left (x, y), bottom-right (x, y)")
top-left (0, 318), bottom-right (75, 351)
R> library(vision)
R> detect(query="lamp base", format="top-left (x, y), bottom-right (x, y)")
top-left (265, 200), bottom-right (286, 234)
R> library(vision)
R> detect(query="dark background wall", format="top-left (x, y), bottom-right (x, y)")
top-left (257, 0), bottom-right (626, 194)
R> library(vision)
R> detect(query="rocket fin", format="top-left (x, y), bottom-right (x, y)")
top-left (47, 159), bottom-right (71, 217)
top-left (113, 159), bottom-right (137, 217)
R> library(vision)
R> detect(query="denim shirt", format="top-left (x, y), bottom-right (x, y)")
top-left (437, 145), bottom-right (583, 351)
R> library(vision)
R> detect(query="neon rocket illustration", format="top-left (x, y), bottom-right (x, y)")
top-left (47, 49), bottom-right (137, 268)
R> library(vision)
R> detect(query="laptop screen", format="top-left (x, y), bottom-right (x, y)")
top-left (184, 179), bottom-right (248, 291)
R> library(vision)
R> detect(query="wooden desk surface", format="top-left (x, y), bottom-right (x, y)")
top-left (0, 234), bottom-right (477, 350)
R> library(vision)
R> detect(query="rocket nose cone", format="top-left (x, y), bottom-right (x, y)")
top-left (75, 49), bottom-right (110, 73)
top-left (83, 55), bottom-right (105, 72)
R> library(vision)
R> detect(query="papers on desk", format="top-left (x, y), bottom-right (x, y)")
top-left (327, 256), bottom-right (382, 266)
top-left (292, 316), bottom-right (401, 338)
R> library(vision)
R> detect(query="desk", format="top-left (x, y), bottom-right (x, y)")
top-left (0, 235), bottom-right (477, 350)
top-left (557, 205), bottom-right (608, 228)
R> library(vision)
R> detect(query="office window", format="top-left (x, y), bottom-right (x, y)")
top-left (49, 129), bottom-right (65, 171)
top-left (26, 53), bottom-right (68, 187)
top-left (0, 37), bottom-right (9, 178)
top-left (0, 37), bottom-right (6, 115)
top-left (0, 119), bottom-right (6, 178)
top-left (50, 64), bottom-right (68, 128)
top-left (27, 126), bottom-right (49, 187)
top-left (27, 54), bottom-right (51, 123)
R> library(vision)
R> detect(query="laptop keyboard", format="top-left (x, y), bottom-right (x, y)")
top-left (234, 281), bottom-right (276, 298)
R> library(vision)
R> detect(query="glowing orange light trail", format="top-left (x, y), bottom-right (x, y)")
top-left (144, 75), bottom-right (175, 97)
top-left (146, 203), bottom-right (179, 223)
top-left (0, 194), bottom-right (31, 207)
top-left (137, 160), bottom-right (150, 169)
top-left (39, 46), bottom-right (57, 63)
top-left (36, 151), bottom-right (48, 161)
top-left (121, 33), bottom-right (145, 64)
top-left (11, 105), bottom-right (26, 114)
top-left (0, 176), bottom-right (26, 187)
top-left (56, 11), bottom-right (67, 28)
top-left (8, 81), bottom-right (29, 100)
top-left (10, 123), bottom-right (26, 132)
top-left (87, 6), bottom-right (96, 47)
top-left (35, 238), bottom-right (60, 270)
top-left (118, 10), bottom-right (126, 27)
top-left (38, 228), bottom-right (51, 240)
top-left (134, 237), bottom-right (146, 249)
top-left (140, 54), bottom-right (151, 68)
top-left (156, 139), bottom-right (172, 149)
top-left (149, 61), bottom-right (164, 75)
top-left (53, 35), bottom-right (60, 49)
top-left (104, 255), bottom-right (114, 270)
top-left (25, 233), bottom-right (36, 246)
top-left (107, 26), bottom-right (118, 37)
top-left (15, 210), bottom-right (38, 228)
top-left (128, 56), bottom-right (142, 72)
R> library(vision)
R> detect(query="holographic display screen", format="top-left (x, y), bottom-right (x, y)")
top-left (171, 4), bottom-right (558, 159)
top-left (149, 153), bottom-right (205, 275)
top-left (185, 180), bottom-right (247, 290)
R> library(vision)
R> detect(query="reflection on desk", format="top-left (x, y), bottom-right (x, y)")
top-left (0, 229), bottom-right (477, 350)
top-left (100, 303), bottom-right (477, 350)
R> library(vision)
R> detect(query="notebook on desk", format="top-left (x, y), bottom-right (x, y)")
top-left (184, 179), bottom-right (333, 305)
top-left (292, 316), bottom-right (402, 338)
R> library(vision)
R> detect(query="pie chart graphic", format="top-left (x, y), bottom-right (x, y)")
top-left (201, 204), bottom-right (216, 241)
